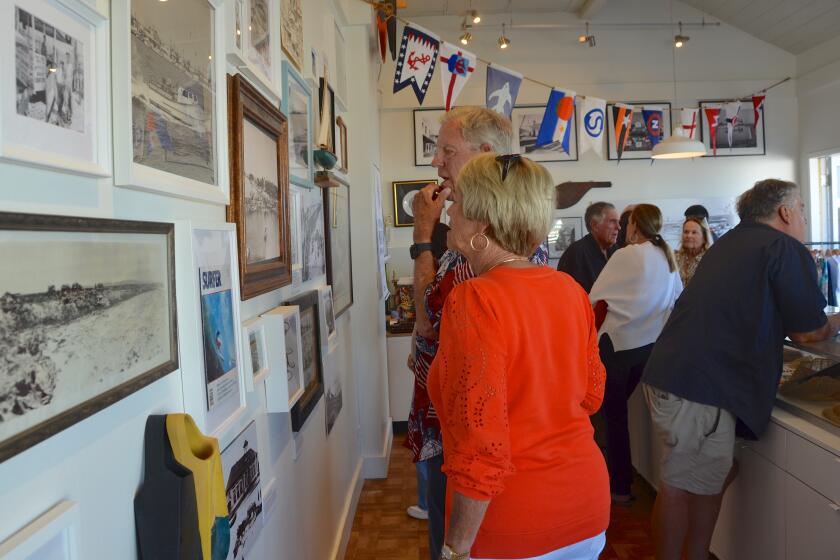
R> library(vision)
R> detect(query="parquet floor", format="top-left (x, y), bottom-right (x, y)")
top-left (344, 442), bottom-right (657, 560)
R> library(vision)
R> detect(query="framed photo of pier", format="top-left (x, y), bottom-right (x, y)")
top-left (511, 105), bottom-right (578, 163)
top-left (699, 99), bottom-right (766, 157)
top-left (606, 102), bottom-right (671, 161)
top-left (227, 73), bottom-right (291, 300)
top-left (0, 211), bottom-right (178, 464)
top-left (413, 108), bottom-right (445, 166)
top-left (0, 0), bottom-right (111, 177)
top-left (112, 0), bottom-right (230, 205)
top-left (281, 61), bottom-right (314, 189)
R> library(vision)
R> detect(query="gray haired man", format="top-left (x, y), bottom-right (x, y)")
top-left (556, 202), bottom-right (620, 293)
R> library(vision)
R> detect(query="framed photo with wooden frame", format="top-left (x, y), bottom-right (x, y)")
top-left (699, 98), bottom-right (766, 157)
top-left (393, 179), bottom-right (436, 227)
top-left (323, 176), bottom-right (353, 317)
top-left (335, 116), bottom-right (348, 174)
top-left (0, 211), bottom-right (178, 464)
top-left (283, 290), bottom-right (324, 432)
top-left (226, 73), bottom-right (292, 299)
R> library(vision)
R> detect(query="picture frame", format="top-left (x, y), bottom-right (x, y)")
top-left (0, 211), bottom-right (178, 464)
top-left (280, 0), bottom-right (303, 73)
top-left (175, 221), bottom-right (247, 443)
top-left (301, 190), bottom-right (326, 281)
top-left (335, 116), bottom-right (348, 174)
top-left (289, 186), bottom-right (303, 287)
top-left (112, 0), bottom-right (230, 205)
top-left (372, 164), bottom-right (389, 301)
top-left (393, 179), bottom-right (437, 227)
top-left (226, 73), bottom-right (292, 299)
top-left (318, 285), bottom-right (337, 352)
top-left (241, 316), bottom-right (269, 392)
top-left (281, 60), bottom-right (313, 189)
top-left (0, 500), bottom-right (79, 559)
top-left (511, 104), bottom-right (579, 162)
top-left (413, 108), bottom-right (445, 166)
top-left (318, 78), bottom-right (336, 154)
top-left (220, 420), bottom-right (264, 559)
top-left (283, 290), bottom-right (324, 432)
top-left (547, 216), bottom-right (583, 259)
top-left (323, 176), bottom-right (353, 317)
top-left (261, 305), bottom-right (305, 412)
top-left (699, 98), bottom-right (766, 157)
top-left (224, 0), bottom-right (281, 103)
top-left (1, 0), bottom-right (111, 177)
top-left (606, 102), bottom-right (672, 160)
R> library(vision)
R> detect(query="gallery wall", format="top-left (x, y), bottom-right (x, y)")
top-left (0, 1), bottom-right (388, 559)
top-left (377, 0), bottom-right (800, 275)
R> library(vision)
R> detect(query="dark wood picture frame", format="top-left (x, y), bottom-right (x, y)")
top-left (323, 176), bottom-right (353, 317)
top-left (0, 211), bottom-right (178, 463)
top-left (393, 179), bottom-right (437, 227)
top-left (284, 290), bottom-right (324, 432)
top-left (227, 74), bottom-right (292, 299)
top-left (335, 116), bottom-right (348, 174)
top-left (318, 78), bottom-right (336, 153)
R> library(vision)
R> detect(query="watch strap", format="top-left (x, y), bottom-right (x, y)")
top-left (410, 242), bottom-right (434, 260)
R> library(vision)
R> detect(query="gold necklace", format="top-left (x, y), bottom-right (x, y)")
top-left (482, 256), bottom-right (530, 275)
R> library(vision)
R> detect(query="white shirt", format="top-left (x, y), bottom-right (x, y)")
top-left (589, 241), bottom-right (683, 352)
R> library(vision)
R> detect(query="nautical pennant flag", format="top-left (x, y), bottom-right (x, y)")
top-left (642, 107), bottom-right (664, 147)
top-left (535, 89), bottom-right (576, 155)
top-left (723, 101), bottom-right (741, 149)
top-left (387, 0), bottom-right (398, 60)
top-left (680, 108), bottom-right (699, 139)
top-left (579, 96), bottom-right (606, 158)
top-left (375, 0), bottom-right (398, 62)
top-left (752, 95), bottom-right (765, 128)
top-left (612, 103), bottom-right (634, 162)
top-left (485, 64), bottom-right (522, 118)
top-left (704, 104), bottom-right (722, 156)
top-left (439, 42), bottom-right (476, 111)
top-left (393, 25), bottom-right (439, 105)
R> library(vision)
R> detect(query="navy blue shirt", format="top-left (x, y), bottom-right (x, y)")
top-left (642, 221), bottom-right (827, 438)
top-left (556, 233), bottom-right (608, 293)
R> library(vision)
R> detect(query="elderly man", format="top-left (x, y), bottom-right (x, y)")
top-left (556, 202), bottom-right (620, 292)
top-left (642, 179), bottom-right (840, 560)
top-left (406, 106), bottom-right (547, 560)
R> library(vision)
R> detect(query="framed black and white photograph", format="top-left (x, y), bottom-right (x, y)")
top-left (547, 216), bottom-right (583, 259)
top-left (323, 177), bottom-right (353, 317)
top-left (323, 353), bottom-right (342, 436)
top-left (318, 285), bottom-right (337, 352)
top-left (301, 191), bottom-right (326, 281)
top-left (224, 0), bottom-right (280, 102)
top-left (606, 102), bottom-right (671, 160)
top-left (699, 99), bottom-right (766, 157)
top-left (511, 105), bottom-right (579, 163)
top-left (241, 316), bottom-right (269, 392)
top-left (0, 500), bottom-right (79, 559)
top-left (0, 212), bottom-right (178, 463)
top-left (280, 0), bottom-right (303, 73)
top-left (413, 108), bottom-right (445, 166)
top-left (393, 179), bottom-right (436, 227)
top-left (261, 305), bottom-right (305, 412)
top-left (282, 61), bottom-right (313, 188)
top-left (289, 187), bottom-right (303, 287)
top-left (221, 420), bottom-right (263, 560)
top-left (1, 0), bottom-right (110, 177)
top-left (112, 0), bottom-right (230, 205)
top-left (283, 291), bottom-right (324, 432)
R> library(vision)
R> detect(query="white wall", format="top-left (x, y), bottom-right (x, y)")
top-left (379, 0), bottom-right (799, 275)
top-left (0, 1), bottom-right (388, 559)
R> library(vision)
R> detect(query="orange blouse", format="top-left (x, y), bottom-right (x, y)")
top-left (428, 266), bottom-right (610, 559)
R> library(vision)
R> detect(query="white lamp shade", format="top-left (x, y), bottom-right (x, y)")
top-left (651, 130), bottom-right (707, 159)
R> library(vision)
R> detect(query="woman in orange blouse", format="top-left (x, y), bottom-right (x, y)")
top-left (428, 154), bottom-right (610, 560)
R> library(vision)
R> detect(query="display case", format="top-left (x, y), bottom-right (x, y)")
top-left (778, 339), bottom-right (840, 436)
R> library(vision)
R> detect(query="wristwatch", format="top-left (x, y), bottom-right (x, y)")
top-left (440, 544), bottom-right (470, 560)
top-left (410, 242), bottom-right (434, 260)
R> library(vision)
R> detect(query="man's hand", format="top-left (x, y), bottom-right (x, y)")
top-left (413, 183), bottom-right (451, 243)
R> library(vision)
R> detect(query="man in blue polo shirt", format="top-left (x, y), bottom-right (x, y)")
top-left (642, 179), bottom-right (840, 560)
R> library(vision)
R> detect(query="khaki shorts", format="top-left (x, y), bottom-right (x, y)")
top-left (643, 384), bottom-right (736, 495)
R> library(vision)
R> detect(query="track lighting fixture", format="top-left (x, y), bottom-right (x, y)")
top-left (471, 10), bottom-right (481, 24)
top-left (459, 21), bottom-right (472, 45)
top-left (578, 22), bottom-right (595, 47)
top-left (498, 23), bottom-right (510, 49)
top-left (674, 22), bottom-right (689, 47)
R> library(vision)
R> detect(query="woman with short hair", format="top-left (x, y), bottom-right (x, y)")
top-left (675, 216), bottom-right (714, 287)
top-left (428, 153), bottom-right (609, 560)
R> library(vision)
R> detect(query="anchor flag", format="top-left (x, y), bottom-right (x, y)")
top-left (535, 89), bottom-right (576, 155)
top-left (642, 108), bottom-right (664, 147)
top-left (612, 103), bottom-right (634, 162)
top-left (704, 104), bottom-right (722, 155)
top-left (439, 42), bottom-right (476, 111)
top-left (393, 24), bottom-right (440, 105)
top-left (752, 95), bottom-right (765, 128)
top-left (680, 108), bottom-right (699, 139)
top-left (579, 96), bottom-right (606, 158)
top-left (723, 101), bottom-right (741, 149)
top-left (485, 64), bottom-right (522, 118)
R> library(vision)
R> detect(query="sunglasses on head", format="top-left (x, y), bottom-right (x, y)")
top-left (495, 154), bottom-right (522, 181)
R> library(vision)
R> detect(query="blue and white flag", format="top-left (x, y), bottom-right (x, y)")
top-left (642, 107), bottom-right (664, 147)
top-left (578, 96), bottom-right (606, 158)
top-left (393, 24), bottom-right (439, 105)
top-left (485, 64), bottom-right (522, 119)
top-left (535, 89), bottom-right (576, 155)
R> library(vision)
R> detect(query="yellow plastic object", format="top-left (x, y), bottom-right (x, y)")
top-left (166, 414), bottom-right (230, 560)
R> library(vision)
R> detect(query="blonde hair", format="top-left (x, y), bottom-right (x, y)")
top-left (457, 154), bottom-right (553, 256)
top-left (439, 106), bottom-right (513, 153)
top-left (631, 204), bottom-right (677, 273)
top-left (680, 216), bottom-right (714, 251)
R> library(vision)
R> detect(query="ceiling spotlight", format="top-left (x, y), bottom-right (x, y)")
top-left (498, 23), bottom-right (510, 49)
top-left (460, 30), bottom-right (472, 45)
top-left (674, 22), bottom-right (689, 48)
top-left (471, 10), bottom-right (481, 24)
top-left (579, 23), bottom-right (595, 47)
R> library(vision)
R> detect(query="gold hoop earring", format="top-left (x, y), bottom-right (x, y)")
top-left (469, 233), bottom-right (489, 251)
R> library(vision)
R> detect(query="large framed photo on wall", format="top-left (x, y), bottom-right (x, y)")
top-left (0, 0), bottom-right (110, 177)
top-left (323, 176), bottom-right (353, 317)
top-left (606, 102), bottom-right (671, 160)
top-left (511, 105), bottom-right (579, 162)
top-left (227, 73), bottom-right (291, 300)
top-left (284, 290), bottom-right (324, 432)
top-left (413, 108), bottom-right (445, 166)
top-left (0, 212), bottom-right (178, 463)
top-left (699, 99), bottom-right (766, 157)
top-left (111, 0), bottom-right (230, 205)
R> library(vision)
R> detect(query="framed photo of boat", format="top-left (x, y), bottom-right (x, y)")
top-left (112, 0), bottom-right (230, 205)
top-left (1, 0), bottom-right (111, 178)
top-left (224, 0), bottom-right (281, 104)
top-left (281, 61), bottom-right (314, 188)
top-left (226, 73), bottom-right (292, 300)
top-left (511, 104), bottom-right (579, 163)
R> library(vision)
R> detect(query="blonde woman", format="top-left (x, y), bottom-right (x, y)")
top-left (675, 216), bottom-right (714, 286)
top-left (589, 204), bottom-right (683, 505)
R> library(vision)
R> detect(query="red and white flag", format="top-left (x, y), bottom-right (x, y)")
top-left (752, 95), bottom-right (765, 128)
top-left (704, 104), bottom-right (722, 156)
top-left (439, 42), bottom-right (476, 111)
top-left (723, 101), bottom-right (741, 149)
top-left (680, 108), bottom-right (699, 139)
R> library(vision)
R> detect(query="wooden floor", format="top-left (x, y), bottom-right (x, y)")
top-left (344, 443), bottom-right (657, 560)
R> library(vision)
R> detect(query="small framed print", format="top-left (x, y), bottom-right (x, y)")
top-left (413, 108), bottom-right (445, 166)
top-left (606, 102), bottom-right (671, 160)
top-left (0, 500), bottom-right (79, 559)
top-left (547, 216), bottom-right (583, 259)
top-left (283, 290), bottom-right (324, 432)
top-left (282, 61), bottom-right (314, 188)
top-left (699, 99), bottom-right (766, 157)
top-left (318, 284), bottom-right (337, 352)
top-left (511, 105), bottom-right (579, 162)
top-left (393, 179), bottom-right (437, 228)
top-left (261, 305), bottom-right (305, 412)
top-left (241, 316), bottom-right (269, 392)
top-left (224, 0), bottom-right (281, 103)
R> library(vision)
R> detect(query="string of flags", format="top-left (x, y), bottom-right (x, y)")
top-left (378, 6), bottom-right (779, 161)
